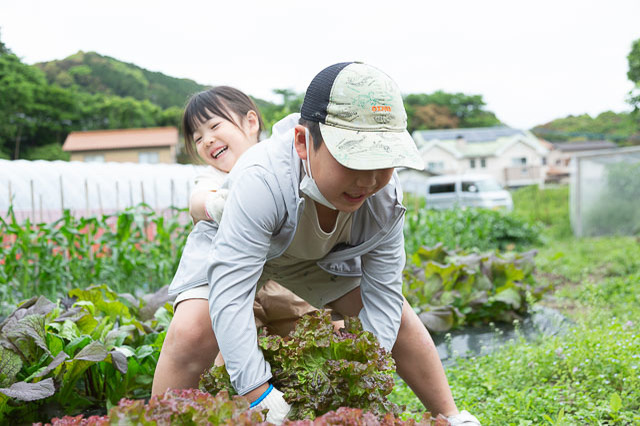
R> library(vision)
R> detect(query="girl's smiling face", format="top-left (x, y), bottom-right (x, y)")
top-left (192, 109), bottom-right (259, 172)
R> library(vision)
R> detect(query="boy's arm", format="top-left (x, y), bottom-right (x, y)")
top-left (206, 168), bottom-right (282, 396)
top-left (358, 215), bottom-right (406, 351)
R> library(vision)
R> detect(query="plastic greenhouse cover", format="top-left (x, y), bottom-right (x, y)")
top-left (570, 147), bottom-right (640, 237)
top-left (0, 159), bottom-right (208, 222)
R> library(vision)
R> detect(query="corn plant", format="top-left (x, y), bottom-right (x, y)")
top-left (0, 205), bottom-right (190, 315)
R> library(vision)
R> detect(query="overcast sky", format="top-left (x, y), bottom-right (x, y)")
top-left (2, 0), bottom-right (639, 129)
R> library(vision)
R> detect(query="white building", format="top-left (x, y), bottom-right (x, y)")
top-left (412, 126), bottom-right (550, 187)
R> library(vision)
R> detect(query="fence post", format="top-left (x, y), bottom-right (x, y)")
top-left (170, 179), bottom-right (175, 209)
top-left (97, 183), bottom-right (103, 216)
top-left (85, 179), bottom-right (90, 217)
top-left (30, 179), bottom-right (35, 222)
top-left (140, 181), bottom-right (148, 239)
top-left (116, 181), bottom-right (120, 211)
top-left (153, 180), bottom-right (159, 211)
top-left (129, 180), bottom-right (134, 208)
top-left (575, 157), bottom-right (582, 237)
top-left (59, 175), bottom-right (64, 212)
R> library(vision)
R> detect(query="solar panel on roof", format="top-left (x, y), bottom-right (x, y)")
top-left (415, 126), bottom-right (526, 143)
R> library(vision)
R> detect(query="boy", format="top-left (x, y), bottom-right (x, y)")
top-left (206, 62), bottom-right (479, 425)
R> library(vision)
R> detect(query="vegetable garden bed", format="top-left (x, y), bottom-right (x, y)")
top-left (5, 191), bottom-right (623, 424)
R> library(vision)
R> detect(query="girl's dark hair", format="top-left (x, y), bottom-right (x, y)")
top-left (182, 86), bottom-right (264, 161)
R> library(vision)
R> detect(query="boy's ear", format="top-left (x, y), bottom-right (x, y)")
top-left (294, 125), bottom-right (309, 161)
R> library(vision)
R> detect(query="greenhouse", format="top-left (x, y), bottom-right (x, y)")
top-left (0, 159), bottom-right (207, 223)
top-left (570, 146), bottom-right (640, 237)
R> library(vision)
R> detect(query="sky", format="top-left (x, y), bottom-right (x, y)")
top-left (2, 0), bottom-right (639, 129)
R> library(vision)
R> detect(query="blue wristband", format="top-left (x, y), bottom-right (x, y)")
top-left (250, 384), bottom-right (273, 408)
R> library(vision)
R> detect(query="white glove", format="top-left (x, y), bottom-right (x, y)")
top-left (448, 410), bottom-right (481, 426)
top-left (253, 385), bottom-right (291, 425)
top-left (204, 189), bottom-right (228, 223)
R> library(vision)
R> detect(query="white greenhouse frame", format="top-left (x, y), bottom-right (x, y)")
top-left (1, 160), bottom-right (208, 223)
top-left (570, 146), bottom-right (640, 237)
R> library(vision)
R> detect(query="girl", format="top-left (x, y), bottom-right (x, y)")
top-left (152, 87), bottom-right (317, 395)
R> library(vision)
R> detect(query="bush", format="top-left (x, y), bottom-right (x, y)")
top-left (23, 143), bottom-right (71, 161)
top-left (511, 185), bottom-right (572, 239)
top-left (404, 205), bottom-right (543, 254)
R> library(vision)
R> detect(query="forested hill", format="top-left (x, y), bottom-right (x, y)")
top-left (531, 111), bottom-right (640, 145)
top-left (0, 35), bottom-right (504, 162)
top-left (35, 51), bottom-right (208, 109)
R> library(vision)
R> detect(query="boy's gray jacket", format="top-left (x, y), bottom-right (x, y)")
top-left (202, 114), bottom-right (407, 395)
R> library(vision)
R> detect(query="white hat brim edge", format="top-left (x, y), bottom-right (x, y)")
top-left (319, 123), bottom-right (425, 171)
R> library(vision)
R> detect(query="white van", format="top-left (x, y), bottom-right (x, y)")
top-left (424, 174), bottom-right (513, 211)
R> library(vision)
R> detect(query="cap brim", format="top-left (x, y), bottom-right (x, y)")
top-left (319, 123), bottom-right (424, 171)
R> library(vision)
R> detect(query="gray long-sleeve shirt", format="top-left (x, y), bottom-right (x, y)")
top-left (206, 114), bottom-right (407, 395)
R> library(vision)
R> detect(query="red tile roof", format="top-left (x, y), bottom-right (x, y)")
top-left (63, 127), bottom-right (178, 152)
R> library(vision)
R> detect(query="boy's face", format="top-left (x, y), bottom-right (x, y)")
top-left (294, 126), bottom-right (394, 213)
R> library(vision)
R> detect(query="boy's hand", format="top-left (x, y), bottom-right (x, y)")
top-left (252, 385), bottom-right (291, 425)
top-left (447, 410), bottom-right (481, 425)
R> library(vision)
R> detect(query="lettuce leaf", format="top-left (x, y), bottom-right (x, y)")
top-left (200, 311), bottom-right (402, 420)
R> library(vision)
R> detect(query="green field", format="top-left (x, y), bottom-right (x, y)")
top-left (391, 186), bottom-right (640, 425)
top-left (2, 185), bottom-right (639, 424)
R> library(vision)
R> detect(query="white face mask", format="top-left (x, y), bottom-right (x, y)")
top-left (299, 128), bottom-right (337, 210)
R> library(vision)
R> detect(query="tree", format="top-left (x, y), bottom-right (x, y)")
top-left (403, 91), bottom-right (500, 132)
top-left (0, 54), bottom-right (47, 158)
top-left (628, 38), bottom-right (640, 110)
top-left (411, 104), bottom-right (460, 130)
top-left (256, 89), bottom-right (305, 134)
top-left (0, 28), bottom-right (10, 55)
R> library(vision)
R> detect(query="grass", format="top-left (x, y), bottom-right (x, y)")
top-left (536, 236), bottom-right (640, 285)
top-left (392, 248), bottom-right (640, 425)
top-left (511, 185), bottom-right (572, 239)
top-left (391, 185), bottom-right (640, 425)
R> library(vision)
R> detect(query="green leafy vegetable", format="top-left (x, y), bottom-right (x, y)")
top-left (405, 244), bottom-right (548, 331)
top-left (200, 311), bottom-right (402, 420)
top-left (0, 285), bottom-right (171, 423)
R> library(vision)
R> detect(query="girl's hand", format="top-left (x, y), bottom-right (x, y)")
top-left (189, 189), bottom-right (217, 224)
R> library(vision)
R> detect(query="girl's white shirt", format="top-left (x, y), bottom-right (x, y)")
top-left (192, 167), bottom-right (229, 223)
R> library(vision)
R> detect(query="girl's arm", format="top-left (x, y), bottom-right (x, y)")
top-left (189, 170), bottom-right (226, 224)
top-left (189, 189), bottom-right (215, 224)
top-left (190, 189), bottom-right (229, 224)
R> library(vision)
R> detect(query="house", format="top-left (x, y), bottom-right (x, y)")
top-left (412, 126), bottom-right (549, 187)
top-left (396, 167), bottom-right (439, 195)
top-left (62, 127), bottom-right (179, 164)
top-left (545, 140), bottom-right (618, 182)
